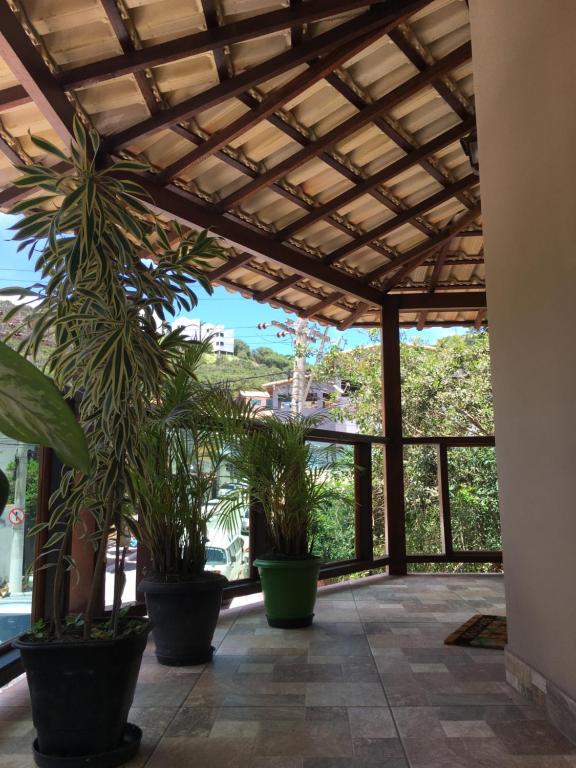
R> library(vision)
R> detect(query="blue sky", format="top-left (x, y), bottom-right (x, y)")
top-left (0, 212), bottom-right (463, 354)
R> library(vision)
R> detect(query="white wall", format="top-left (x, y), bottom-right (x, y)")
top-left (470, 0), bottom-right (576, 699)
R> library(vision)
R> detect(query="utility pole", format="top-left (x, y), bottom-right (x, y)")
top-left (257, 319), bottom-right (331, 414)
top-left (9, 444), bottom-right (28, 595)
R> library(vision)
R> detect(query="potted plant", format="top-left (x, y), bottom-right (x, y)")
top-left (220, 413), bottom-right (340, 628)
top-left (131, 347), bottom-right (257, 665)
top-left (3, 118), bottom-right (222, 767)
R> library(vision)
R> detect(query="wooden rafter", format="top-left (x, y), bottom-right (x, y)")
top-left (397, 292), bottom-right (486, 311)
top-left (0, 0), bottom-right (74, 144)
top-left (388, 27), bottom-right (471, 120)
top-left (365, 205), bottom-right (481, 283)
top-left (100, 0), bottom-right (159, 115)
top-left (324, 73), bottom-right (474, 211)
top-left (138, 178), bottom-right (385, 305)
top-left (324, 174), bottom-right (478, 265)
top-left (156, 17), bottom-right (408, 183)
top-left (108, 5), bottom-right (421, 150)
top-left (278, 117), bottom-right (475, 240)
top-left (416, 312), bottom-right (427, 330)
top-left (302, 292), bottom-right (345, 319)
top-left (207, 253), bottom-right (253, 280)
top-left (427, 238), bottom-right (453, 293)
top-left (59, 0), bottom-right (429, 90)
top-left (474, 308), bottom-right (487, 328)
top-left (217, 42), bottom-right (472, 210)
top-left (257, 275), bottom-right (301, 302)
top-left (0, 83), bottom-right (29, 111)
top-left (339, 302), bottom-right (369, 330)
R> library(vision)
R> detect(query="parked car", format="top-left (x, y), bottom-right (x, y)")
top-left (204, 533), bottom-right (246, 581)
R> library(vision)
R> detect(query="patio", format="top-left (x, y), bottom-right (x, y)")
top-left (3, 574), bottom-right (574, 768)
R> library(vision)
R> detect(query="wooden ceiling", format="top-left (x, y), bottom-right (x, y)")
top-left (0, 0), bottom-right (485, 329)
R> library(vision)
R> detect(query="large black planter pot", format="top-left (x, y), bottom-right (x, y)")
top-left (13, 619), bottom-right (150, 768)
top-left (139, 573), bottom-right (228, 666)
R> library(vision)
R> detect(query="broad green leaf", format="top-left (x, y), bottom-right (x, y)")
top-left (0, 341), bottom-right (90, 474)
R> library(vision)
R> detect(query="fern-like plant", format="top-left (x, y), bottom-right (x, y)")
top-left (219, 413), bottom-right (341, 558)
top-left (130, 342), bottom-right (259, 579)
top-left (2, 118), bottom-right (224, 639)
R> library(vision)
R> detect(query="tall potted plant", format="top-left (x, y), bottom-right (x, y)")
top-left (3, 119), bottom-right (223, 767)
top-left (131, 345), bottom-right (257, 665)
top-left (220, 413), bottom-right (340, 628)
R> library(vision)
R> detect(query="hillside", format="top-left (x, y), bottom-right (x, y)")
top-left (196, 344), bottom-right (292, 390)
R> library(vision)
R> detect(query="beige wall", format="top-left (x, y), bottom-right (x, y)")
top-left (470, 1), bottom-right (576, 698)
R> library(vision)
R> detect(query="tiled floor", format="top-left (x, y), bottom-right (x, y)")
top-left (1, 574), bottom-right (575, 767)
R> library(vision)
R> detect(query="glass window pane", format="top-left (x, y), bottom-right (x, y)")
top-left (371, 445), bottom-right (387, 558)
top-left (309, 442), bottom-right (355, 562)
top-left (448, 446), bottom-right (501, 552)
top-left (404, 445), bottom-right (442, 555)
top-left (0, 437), bottom-right (37, 644)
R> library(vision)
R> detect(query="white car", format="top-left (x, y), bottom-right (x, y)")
top-left (204, 533), bottom-right (246, 581)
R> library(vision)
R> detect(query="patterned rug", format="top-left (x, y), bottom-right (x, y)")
top-left (444, 614), bottom-right (507, 650)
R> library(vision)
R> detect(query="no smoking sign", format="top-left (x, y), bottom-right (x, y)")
top-left (8, 508), bottom-right (25, 526)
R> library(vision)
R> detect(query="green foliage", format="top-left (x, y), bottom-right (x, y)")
top-left (316, 330), bottom-right (500, 572)
top-left (234, 339), bottom-right (251, 358)
top-left (0, 340), bottom-right (89, 472)
top-left (196, 345), bottom-right (291, 389)
top-left (220, 414), bottom-right (342, 557)
top-left (4, 118), bottom-right (224, 638)
top-left (129, 342), bottom-right (259, 579)
top-left (311, 447), bottom-right (355, 562)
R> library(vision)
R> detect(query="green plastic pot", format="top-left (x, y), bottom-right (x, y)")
top-left (254, 557), bottom-right (321, 628)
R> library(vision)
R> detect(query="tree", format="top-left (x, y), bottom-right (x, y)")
top-left (315, 329), bottom-right (500, 572)
top-left (234, 339), bottom-right (251, 358)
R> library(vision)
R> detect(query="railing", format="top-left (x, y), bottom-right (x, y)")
top-left (222, 428), bottom-right (501, 600)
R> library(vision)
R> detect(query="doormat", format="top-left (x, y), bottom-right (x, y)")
top-left (444, 614), bottom-right (507, 650)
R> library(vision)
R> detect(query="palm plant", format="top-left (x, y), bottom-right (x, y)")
top-left (2, 117), bottom-right (224, 639)
top-left (130, 342), bottom-right (258, 579)
top-left (220, 413), bottom-right (341, 557)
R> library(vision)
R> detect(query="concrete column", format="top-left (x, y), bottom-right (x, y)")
top-left (470, 0), bottom-right (576, 704)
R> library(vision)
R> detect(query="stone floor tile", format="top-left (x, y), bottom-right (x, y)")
top-left (252, 720), bottom-right (353, 758)
top-left (440, 719), bottom-right (496, 738)
top-left (145, 736), bottom-right (256, 768)
top-left (353, 737), bottom-right (404, 760)
top-left (490, 719), bottom-right (576, 755)
top-left (164, 706), bottom-right (217, 737)
top-left (305, 682), bottom-right (387, 707)
top-left (348, 707), bottom-right (397, 739)
top-left (305, 707), bottom-right (348, 722)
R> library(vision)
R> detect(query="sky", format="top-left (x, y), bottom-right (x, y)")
top-left (0, 212), bottom-right (463, 354)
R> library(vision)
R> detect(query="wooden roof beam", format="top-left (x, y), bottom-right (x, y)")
top-left (338, 302), bottom-right (369, 330)
top-left (0, 83), bottom-right (30, 111)
top-left (257, 275), bottom-right (301, 302)
top-left (135, 177), bottom-right (386, 306)
top-left (207, 253), bottom-right (253, 280)
top-left (364, 203), bottom-right (480, 291)
top-left (325, 72), bottom-right (475, 211)
top-left (278, 117), bottom-right (475, 240)
top-left (474, 308), bottom-right (487, 328)
top-left (397, 292), bottom-right (486, 312)
top-left (388, 27), bottom-right (471, 120)
top-left (427, 238), bottom-right (452, 293)
top-left (217, 41), bottom-right (472, 210)
top-left (156, 13), bottom-right (412, 182)
top-left (109, 4), bottom-right (427, 150)
top-left (0, 0), bottom-right (75, 145)
top-left (302, 292), bottom-right (345, 319)
top-left (365, 204), bottom-right (481, 283)
top-left (60, 0), bottom-right (430, 90)
top-left (324, 173), bottom-right (478, 265)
